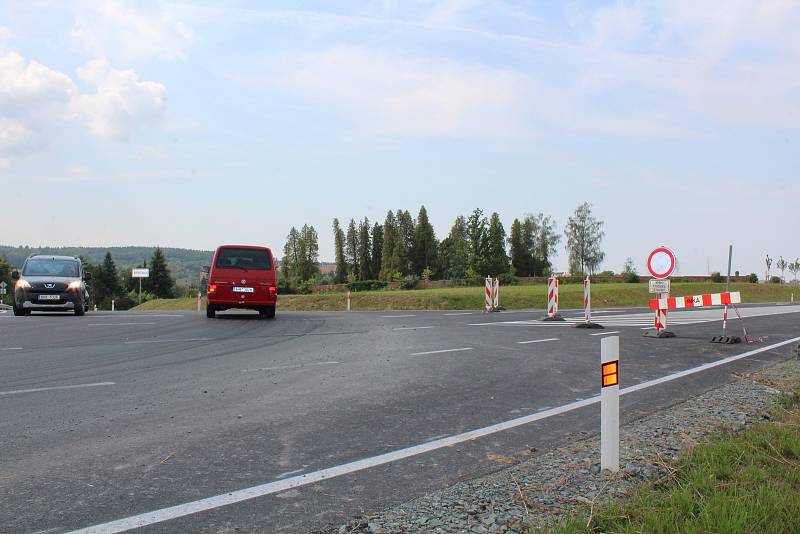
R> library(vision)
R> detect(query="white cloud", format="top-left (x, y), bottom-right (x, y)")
top-left (0, 51), bottom-right (166, 165)
top-left (71, 0), bottom-right (193, 61)
top-left (0, 52), bottom-right (79, 166)
top-left (277, 46), bottom-right (530, 137)
top-left (76, 58), bottom-right (166, 140)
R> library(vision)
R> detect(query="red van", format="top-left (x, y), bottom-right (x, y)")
top-left (206, 245), bottom-right (277, 319)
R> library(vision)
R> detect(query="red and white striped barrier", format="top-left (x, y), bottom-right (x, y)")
top-left (583, 277), bottom-right (591, 322)
top-left (649, 291), bottom-right (741, 311)
top-left (484, 277), bottom-right (500, 312)
top-left (547, 276), bottom-right (559, 316)
top-left (574, 276), bottom-right (603, 329)
top-left (654, 307), bottom-right (668, 331)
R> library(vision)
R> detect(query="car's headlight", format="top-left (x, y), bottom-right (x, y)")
top-left (16, 279), bottom-right (31, 289)
top-left (68, 280), bottom-right (82, 290)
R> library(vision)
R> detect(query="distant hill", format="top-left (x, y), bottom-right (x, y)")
top-left (0, 245), bottom-right (214, 286)
top-left (0, 245), bottom-right (336, 285)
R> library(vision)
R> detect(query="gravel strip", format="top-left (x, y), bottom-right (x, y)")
top-left (321, 356), bottom-right (800, 534)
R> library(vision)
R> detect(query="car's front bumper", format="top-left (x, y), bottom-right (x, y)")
top-left (17, 290), bottom-right (82, 312)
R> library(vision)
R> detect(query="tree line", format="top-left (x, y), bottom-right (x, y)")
top-left (279, 202), bottom-right (606, 287)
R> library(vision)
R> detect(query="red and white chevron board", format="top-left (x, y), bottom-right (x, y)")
top-left (649, 291), bottom-right (741, 311)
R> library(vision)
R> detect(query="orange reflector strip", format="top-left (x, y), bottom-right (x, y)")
top-left (602, 361), bottom-right (619, 388)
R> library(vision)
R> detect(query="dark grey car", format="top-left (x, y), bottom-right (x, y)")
top-left (12, 255), bottom-right (91, 316)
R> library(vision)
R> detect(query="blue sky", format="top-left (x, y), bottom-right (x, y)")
top-left (1, 1), bottom-right (798, 276)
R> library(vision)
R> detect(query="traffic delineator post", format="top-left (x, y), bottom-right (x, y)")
top-left (111, 299), bottom-right (115, 312)
top-left (600, 335), bottom-right (620, 472)
top-left (541, 275), bottom-right (564, 321)
top-left (484, 276), bottom-right (501, 312)
top-left (347, 290), bottom-right (352, 312)
top-left (574, 276), bottom-right (603, 329)
top-left (197, 292), bottom-right (202, 312)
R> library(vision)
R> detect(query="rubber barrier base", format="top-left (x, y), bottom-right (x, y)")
top-left (541, 314), bottom-right (566, 322)
top-left (710, 336), bottom-right (742, 344)
top-left (573, 322), bottom-right (604, 329)
top-left (643, 329), bottom-right (676, 338)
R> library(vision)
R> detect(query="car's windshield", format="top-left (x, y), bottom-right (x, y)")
top-left (23, 259), bottom-right (79, 278)
top-left (215, 248), bottom-right (271, 270)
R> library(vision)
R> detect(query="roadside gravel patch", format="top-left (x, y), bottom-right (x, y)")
top-left (321, 357), bottom-right (800, 534)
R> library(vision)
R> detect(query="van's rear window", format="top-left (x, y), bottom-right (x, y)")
top-left (215, 248), bottom-right (272, 270)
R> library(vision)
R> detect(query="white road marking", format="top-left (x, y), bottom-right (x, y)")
top-left (89, 314), bottom-right (184, 318)
top-left (382, 314), bottom-right (417, 318)
top-left (275, 468), bottom-right (306, 480)
top-left (393, 326), bottom-right (435, 331)
top-left (241, 361), bottom-right (339, 373)
top-left (516, 338), bottom-right (560, 344)
top-left (89, 322), bottom-right (157, 327)
top-left (410, 347), bottom-right (473, 356)
top-left (443, 312), bottom-right (473, 316)
top-left (590, 331), bottom-right (620, 336)
top-left (0, 382), bottom-right (116, 396)
top-left (66, 336), bottom-right (800, 534)
top-left (123, 338), bottom-right (212, 344)
top-left (1, 347), bottom-right (23, 351)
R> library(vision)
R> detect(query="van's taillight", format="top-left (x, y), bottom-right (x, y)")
top-left (208, 284), bottom-right (217, 295)
top-left (268, 286), bottom-right (277, 296)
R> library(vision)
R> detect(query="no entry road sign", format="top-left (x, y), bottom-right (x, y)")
top-left (647, 247), bottom-right (676, 279)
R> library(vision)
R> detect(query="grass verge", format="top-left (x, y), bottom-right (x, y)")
top-left (130, 282), bottom-right (799, 312)
top-left (547, 379), bottom-right (800, 534)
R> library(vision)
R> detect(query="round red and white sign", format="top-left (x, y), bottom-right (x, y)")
top-left (647, 247), bottom-right (676, 279)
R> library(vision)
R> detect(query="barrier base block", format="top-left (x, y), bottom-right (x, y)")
top-left (541, 314), bottom-right (566, 322)
top-left (574, 322), bottom-right (604, 329)
top-left (643, 329), bottom-right (676, 338)
top-left (710, 336), bottom-right (741, 344)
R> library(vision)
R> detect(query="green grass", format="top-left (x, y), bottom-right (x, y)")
top-left (547, 385), bottom-right (800, 534)
top-left (130, 283), bottom-right (799, 312)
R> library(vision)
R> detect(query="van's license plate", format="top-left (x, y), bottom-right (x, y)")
top-left (232, 287), bottom-right (254, 293)
top-left (38, 294), bottom-right (60, 300)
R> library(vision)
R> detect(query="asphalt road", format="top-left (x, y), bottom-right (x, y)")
top-left (1, 303), bottom-right (799, 533)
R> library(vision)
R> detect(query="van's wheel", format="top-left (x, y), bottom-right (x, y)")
top-left (13, 305), bottom-right (25, 316)
top-left (75, 301), bottom-right (85, 316)
top-left (260, 306), bottom-right (276, 319)
top-left (206, 305), bottom-right (216, 318)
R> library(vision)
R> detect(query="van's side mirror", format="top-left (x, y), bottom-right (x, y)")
top-left (84, 271), bottom-right (92, 281)
top-left (11, 270), bottom-right (20, 280)
top-left (202, 265), bottom-right (210, 274)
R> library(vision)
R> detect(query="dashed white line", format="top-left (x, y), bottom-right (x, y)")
top-left (382, 314), bottom-right (417, 318)
top-left (590, 331), bottom-right (620, 336)
top-left (123, 338), bottom-right (212, 344)
top-left (1, 347), bottom-right (23, 351)
top-left (516, 338), bottom-right (560, 344)
top-left (410, 347), bottom-right (474, 356)
top-left (65, 336), bottom-right (800, 534)
top-left (0, 382), bottom-right (116, 396)
top-left (89, 322), bottom-right (157, 327)
top-left (393, 326), bottom-right (435, 331)
top-left (241, 361), bottom-right (339, 373)
top-left (275, 468), bottom-right (306, 480)
top-left (443, 312), bottom-right (473, 316)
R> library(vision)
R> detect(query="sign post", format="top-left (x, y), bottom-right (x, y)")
top-left (132, 268), bottom-right (150, 305)
top-left (600, 335), bottom-right (620, 472)
top-left (0, 281), bottom-right (6, 304)
top-left (644, 247), bottom-right (676, 338)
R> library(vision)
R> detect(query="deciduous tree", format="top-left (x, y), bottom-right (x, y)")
top-left (564, 202), bottom-right (605, 275)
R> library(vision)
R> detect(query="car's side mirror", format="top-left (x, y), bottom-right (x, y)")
top-left (11, 270), bottom-right (20, 280)
top-left (84, 271), bottom-right (92, 281)
top-left (202, 265), bottom-right (210, 274)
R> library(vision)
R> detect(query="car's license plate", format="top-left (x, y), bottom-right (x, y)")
top-left (38, 294), bottom-right (60, 301)
top-left (232, 287), bottom-right (254, 293)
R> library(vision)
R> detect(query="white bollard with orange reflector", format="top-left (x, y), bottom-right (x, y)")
top-left (111, 299), bottom-right (115, 312)
top-left (197, 292), bottom-right (202, 312)
top-left (347, 290), bottom-right (352, 312)
top-left (601, 335), bottom-right (620, 472)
